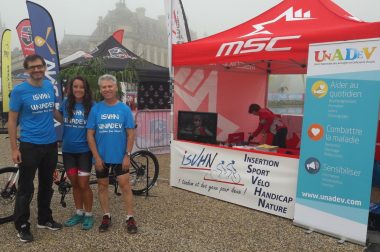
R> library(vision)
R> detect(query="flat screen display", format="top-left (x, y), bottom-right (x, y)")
top-left (177, 111), bottom-right (218, 144)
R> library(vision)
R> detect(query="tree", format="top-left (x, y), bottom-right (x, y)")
top-left (58, 58), bottom-right (139, 101)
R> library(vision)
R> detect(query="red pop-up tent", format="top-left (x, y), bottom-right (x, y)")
top-left (171, 0), bottom-right (380, 142)
top-left (173, 0), bottom-right (380, 74)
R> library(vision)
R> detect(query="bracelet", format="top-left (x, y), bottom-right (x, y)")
top-left (125, 152), bottom-right (131, 156)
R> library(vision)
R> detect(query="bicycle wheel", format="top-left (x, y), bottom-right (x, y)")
top-left (0, 167), bottom-right (18, 224)
top-left (130, 150), bottom-right (159, 195)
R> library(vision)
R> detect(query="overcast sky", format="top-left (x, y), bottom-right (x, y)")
top-left (1, 0), bottom-right (380, 50)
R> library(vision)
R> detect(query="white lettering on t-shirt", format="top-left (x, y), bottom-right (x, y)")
top-left (98, 123), bottom-right (123, 129)
top-left (30, 102), bottom-right (55, 111)
top-left (73, 110), bottom-right (84, 116)
top-left (101, 114), bottom-right (120, 120)
top-left (32, 93), bottom-right (51, 101)
top-left (64, 117), bottom-right (86, 125)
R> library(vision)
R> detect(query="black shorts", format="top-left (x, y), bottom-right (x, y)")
top-left (62, 151), bottom-right (92, 173)
top-left (96, 163), bottom-right (129, 179)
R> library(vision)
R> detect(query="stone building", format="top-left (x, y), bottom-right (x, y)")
top-left (10, 0), bottom-right (172, 72)
top-left (60, 0), bottom-right (169, 67)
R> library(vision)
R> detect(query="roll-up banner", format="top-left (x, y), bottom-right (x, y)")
top-left (1, 29), bottom-right (12, 113)
top-left (16, 19), bottom-right (35, 56)
top-left (26, 1), bottom-right (62, 138)
top-left (294, 38), bottom-right (380, 245)
top-left (170, 140), bottom-right (299, 219)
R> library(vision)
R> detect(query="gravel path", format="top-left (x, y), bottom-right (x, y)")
top-left (0, 134), bottom-right (364, 251)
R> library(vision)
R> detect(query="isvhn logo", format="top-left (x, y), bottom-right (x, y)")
top-left (314, 47), bottom-right (377, 63)
top-left (20, 26), bottom-right (33, 46)
top-left (216, 7), bottom-right (314, 57)
top-left (108, 47), bottom-right (137, 59)
top-left (304, 157), bottom-right (321, 174)
top-left (34, 27), bottom-right (56, 55)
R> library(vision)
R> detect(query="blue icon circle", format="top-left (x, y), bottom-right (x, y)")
top-left (304, 157), bottom-right (321, 174)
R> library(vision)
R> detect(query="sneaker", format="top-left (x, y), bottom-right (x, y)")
top-left (99, 215), bottom-right (111, 232)
top-left (64, 214), bottom-right (84, 227)
top-left (17, 224), bottom-right (33, 242)
top-left (82, 216), bottom-right (94, 230)
top-left (37, 220), bottom-right (63, 231)
top-left (126, 217), bottom-right (138, 234)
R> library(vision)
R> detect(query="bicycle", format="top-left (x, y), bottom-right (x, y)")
top-left (0, 149), bottom-right (159, 224)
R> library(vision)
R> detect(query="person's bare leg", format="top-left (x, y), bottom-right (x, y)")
top-left (117, 173), bottom-right (134, 215)
top-left (78, 175), bottom-right (93, 212)
top-left (97, 178), bottom-right (109, 214)
top-left (68, 174), bottom-right (83, 210)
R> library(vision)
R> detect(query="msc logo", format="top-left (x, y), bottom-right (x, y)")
top-left (216, 36), bottom-right (301, 57)
top-left (241, 7), bottom-right (314, 38)
top-left (314, 47), bottom-right (377, 62)
top-left (20, 26), bottom-right (33, 46)
top-left (34, 27), bottom-right (56, 55)
top-left (216, 7), bottom-right (314, 57)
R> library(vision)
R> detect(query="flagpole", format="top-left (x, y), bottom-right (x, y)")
top-left (168, 0), bottom-right (174, 143)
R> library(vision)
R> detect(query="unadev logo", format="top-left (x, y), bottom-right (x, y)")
top-left (314, 47), bottom-right (377, 62)
top-left (216, 7), bottom-right (314, 57)
top-left (108, 47), bottom-right (137, 60)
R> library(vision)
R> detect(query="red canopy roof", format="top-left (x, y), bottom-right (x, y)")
top-left (173, 0), bottom-right (380, 73)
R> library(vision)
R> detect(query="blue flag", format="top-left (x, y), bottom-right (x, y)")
top-left (26, 1), bottom-right (62, 139)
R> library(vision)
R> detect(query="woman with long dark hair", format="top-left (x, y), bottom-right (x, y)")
top-left (59, 76), bottom-right (94, 230)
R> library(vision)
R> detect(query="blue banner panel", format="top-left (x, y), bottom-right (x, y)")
top-left (294, 39), bottom-right (380, 244)
top-left (27, 1), bottom-right (62, 138)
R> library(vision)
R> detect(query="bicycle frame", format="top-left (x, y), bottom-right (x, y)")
top-left (1, 166), bottom-right (19, 197)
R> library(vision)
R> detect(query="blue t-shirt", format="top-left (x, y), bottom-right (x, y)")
top-left (86, 101), bottom-right (134, 164)
top-left (10, 80), bottom-right (57, 144)
top-left (60, 99), bottom-right (92, 153)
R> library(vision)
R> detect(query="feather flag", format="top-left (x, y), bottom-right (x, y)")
top-left (165, 0), bottom-right (191, 45)
top-left (1, 29), bottom-right (12, 113)
top-left (16, 19), bottom-right (35, 56)
top-left (27, 1), bottom-right (62, 137)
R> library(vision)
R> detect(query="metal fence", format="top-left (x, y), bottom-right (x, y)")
top-left (135, 109), bottom-right (171, 149)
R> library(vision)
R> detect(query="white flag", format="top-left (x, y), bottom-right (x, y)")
top-left (165, 0), bottom-right (191, 44)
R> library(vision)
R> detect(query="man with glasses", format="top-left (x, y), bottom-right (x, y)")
top-left (8, 54), bottom-right (63, 242)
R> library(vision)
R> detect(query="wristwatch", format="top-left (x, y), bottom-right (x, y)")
top-left (126, 152), bottom-right (131, 156)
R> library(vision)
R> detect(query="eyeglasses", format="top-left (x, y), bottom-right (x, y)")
top-left (27, 64), bottom-right (45, 70)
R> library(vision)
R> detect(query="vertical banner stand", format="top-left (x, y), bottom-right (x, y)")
top-left (293, 38), bottom-right (380, 246)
